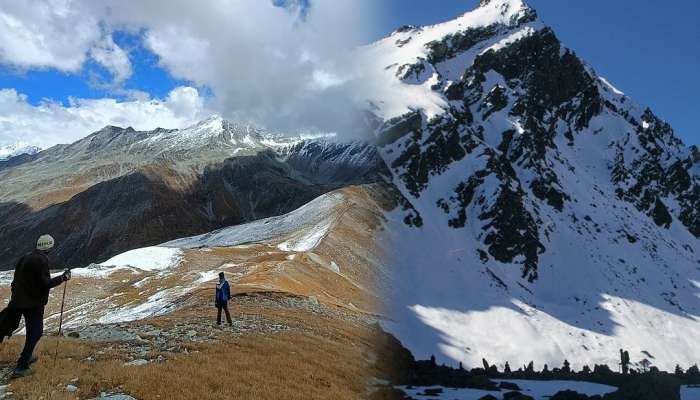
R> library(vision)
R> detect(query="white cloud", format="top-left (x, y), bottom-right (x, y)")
top-left (0, 0), bottom-right (101, 72)
top-left (0, 0), bottom-right (378, 145)
top-left (89, 35), bottom-right (132, 85)
top-left (110, 0), bottom-right (375, 136)
top-left (0, 86), bottom-right (207, 148)
top-left (310, 70), bottom-right (348, 91)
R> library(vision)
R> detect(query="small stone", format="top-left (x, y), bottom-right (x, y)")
top-left (123, 359), bottom-right (148, 367)
top-left (91, 394), bottom-right (137, 400)
top-left (65, 384), bottom-right (78, 392)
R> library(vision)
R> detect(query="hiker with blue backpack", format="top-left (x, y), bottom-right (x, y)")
top-left (215, 272), bottom-right (232, 326)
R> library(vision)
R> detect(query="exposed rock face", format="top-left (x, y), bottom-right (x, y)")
top-left (363, 0), bottom-right (700, 370)
top-left (279, 140), bottom-right (386, 184)
top-left (0, 116), bottom-right (383, 270)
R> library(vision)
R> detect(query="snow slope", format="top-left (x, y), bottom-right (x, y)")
top-left (164, 191), bottom-right (344, 250)
top-left (370, 0), bottom-right (700, 372)
top-left (72, 247), bottom-right (183, 278)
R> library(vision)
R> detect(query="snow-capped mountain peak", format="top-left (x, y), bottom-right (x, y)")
top-left (361, 0), bottom-right (542, 122)
top-left (0, 142), bottom-right (41, 161)
top-left (166, 114), bottom-right (266, 148)
top-left (182, 113), bottom-right (227, 135)
top-left (473, 0), bottom-right (535, 23)
top-left (479, 0), bottom-right (531, 10)
top-left (371, 0), bottom-right (700, 373)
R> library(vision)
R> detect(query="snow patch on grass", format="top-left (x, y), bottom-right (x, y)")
top-left (97, 289), bottom-right (178, 324)
top-left (100, 247), bottom-right (183, 271)
top-left (71, 247), bottom-right (183, 278)
top-left (278, 219), bottom-right (333, 252)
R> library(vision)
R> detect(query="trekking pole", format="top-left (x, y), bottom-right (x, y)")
top-left (46, 272), bottom-right (69, 400)
top-left (52, 274), bottom-right (69, 368)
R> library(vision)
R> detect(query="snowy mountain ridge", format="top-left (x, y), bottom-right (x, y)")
top-left (368, 0), bottom-right (700, 372)
top-left (0, 142), bottom-right (41, 161)
top-left (69, 114), bottom-right (340, 158)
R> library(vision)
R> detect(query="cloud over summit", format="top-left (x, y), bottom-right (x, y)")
top-left (0, 0), bottom-right (376, 147)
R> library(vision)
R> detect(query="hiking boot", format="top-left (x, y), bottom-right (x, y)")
top-left (10, 367), bottom-right (32, 379)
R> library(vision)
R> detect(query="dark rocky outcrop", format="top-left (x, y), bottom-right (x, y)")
top-left (551, 390), bottom-right (601, 400)
top-left (503, 392), bottom-right (535, 400)
top-left (377, 2), bottom-right (700, 286)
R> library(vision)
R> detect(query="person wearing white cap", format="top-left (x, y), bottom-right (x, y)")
top-left (5, 234), bottom-right (71, 378)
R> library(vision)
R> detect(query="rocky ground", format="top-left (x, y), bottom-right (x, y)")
top-left (0, 290), bottom-right (386, 399)
top-left (65, 292), bottom-right (378, 366)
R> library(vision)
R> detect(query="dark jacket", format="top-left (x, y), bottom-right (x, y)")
top-left (0, 307), bottom-right (22, 342)
top-left (215, 280), bottom-right (231, 306)
top-left (10, 251), bottom-right (64, 309)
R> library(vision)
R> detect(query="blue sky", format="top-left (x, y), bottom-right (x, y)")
top-left (0, 31), bottom-right (188, 106)
top-left (376, 0), bottom-right (699, 146)
top-left (0, 0), bottom-right (309, 108)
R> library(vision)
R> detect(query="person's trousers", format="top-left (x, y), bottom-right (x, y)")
top-left (217, 303), bottom-right (232, 325)
top-left (17, 306), bottom-right (44, 368)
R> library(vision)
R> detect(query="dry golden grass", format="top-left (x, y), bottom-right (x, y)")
top-left (1, 291), bottom-right (384, 400)
top-left (0, 287), bottom-right (381, 399)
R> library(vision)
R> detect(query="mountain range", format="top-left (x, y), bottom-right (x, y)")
top-left (0, 115), bottom-right (383, 270)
